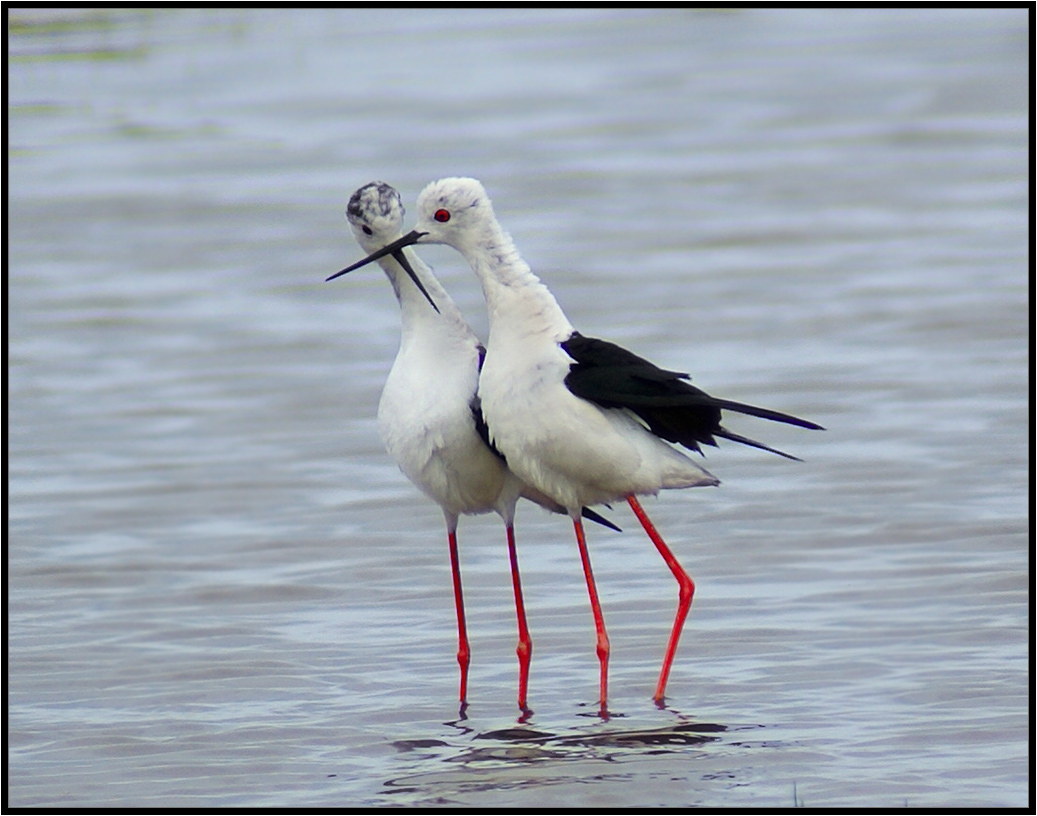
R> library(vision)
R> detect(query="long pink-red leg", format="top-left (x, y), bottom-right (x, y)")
top-left (627, 495), bottom-right (693, 705)
top-left (573, 517), bottom-right (610, 716)
top-left (505, 524), bottom-right (533, 718)
top-left (446, 528), bottom-right (470, 708)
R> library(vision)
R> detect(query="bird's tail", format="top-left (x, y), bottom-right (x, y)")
top-left (713, 398), bottom-right (825, 431)
top-left (715, 427), bottom-right (802, 461)
top-left (581, 506), bottom-right (621, 532)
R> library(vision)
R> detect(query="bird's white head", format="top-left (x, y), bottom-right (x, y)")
top-left (409, 177), bottom-right (496, 253)
top-left (346, 181), bottom-right (406, 253)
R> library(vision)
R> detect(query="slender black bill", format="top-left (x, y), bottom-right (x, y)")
top-left (326, 229), bottom-right (438, 313)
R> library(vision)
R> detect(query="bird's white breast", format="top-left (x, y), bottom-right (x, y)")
top-left (378, 324), bottom-right (507, 517)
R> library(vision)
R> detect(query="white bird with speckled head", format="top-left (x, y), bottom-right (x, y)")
top-left (331, 181), bottom-right (617, 719)
top-left (334, 177), bottom-right (823, 717)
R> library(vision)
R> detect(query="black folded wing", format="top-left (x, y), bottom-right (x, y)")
top-left (560, 332), bottom-right (823, 461)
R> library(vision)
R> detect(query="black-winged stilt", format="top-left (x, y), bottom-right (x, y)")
top-left (332, 182), bottom-right (617, 718)
top-left (334, 178), bottom-right (823, 715)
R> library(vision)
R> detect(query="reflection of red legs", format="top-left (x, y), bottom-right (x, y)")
top-left (627, 495), bottom-right (693, 706)
top-left (573, 517), bottom-right (610, 716)
top-left (446, 529), bottom-right (469, 707)
top-left (505, 525), bottom-right (533, 719)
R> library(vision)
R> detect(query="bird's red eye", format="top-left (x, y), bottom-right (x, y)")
top-left (434, 209), bottom-right (451, 223)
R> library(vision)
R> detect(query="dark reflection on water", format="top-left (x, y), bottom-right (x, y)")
top-left (472, 721), bottom-right (728, 748)
top-left (384, 720), bottom-right (739, 804)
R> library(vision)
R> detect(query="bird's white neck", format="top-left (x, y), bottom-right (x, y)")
top-left (457, 220), bottom-right (573, 344)
top-left (377, 251), bottom-right (470, 346)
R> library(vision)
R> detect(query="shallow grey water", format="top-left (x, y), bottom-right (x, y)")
top-left (7, 8), bottom-right (1029, 808)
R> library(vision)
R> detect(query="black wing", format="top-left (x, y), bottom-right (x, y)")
top-left (470, 392), bottom-right (506, 463)
top-left (560, 332), bottom-right (823, 461)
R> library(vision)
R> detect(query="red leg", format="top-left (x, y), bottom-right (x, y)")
top-left (447, 529), bottom-right (470, 707)
top-left (627, 495), bottom-right (693, 705)
top-left (506, 525), bottom-right (533, 719)
top-left (573, 517), bottom-right (610, 716)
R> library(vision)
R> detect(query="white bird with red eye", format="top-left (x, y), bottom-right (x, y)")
top-left (334, 178), bottom-right (824, 718)
top-left (336, 181), bottom-right (618, 720)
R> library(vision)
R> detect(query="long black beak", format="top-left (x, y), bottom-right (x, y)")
top-left (327, 230), bottom-right (438, 313)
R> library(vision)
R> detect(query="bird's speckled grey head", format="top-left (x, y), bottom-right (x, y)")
top-left (334, 181), bottom-right (441, 312)
top-left (346, 181), bottom-right (406, 249)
